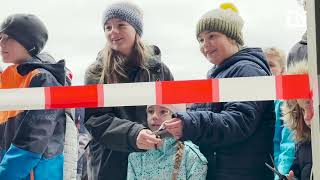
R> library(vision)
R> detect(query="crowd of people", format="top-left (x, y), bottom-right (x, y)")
top-left (0, 0), bottom-right (315, 180)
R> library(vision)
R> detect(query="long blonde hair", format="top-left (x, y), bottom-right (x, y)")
top-left (99, 34), bottom-right (150, 84)
top-left (282, 60), bottom-right (311, 142)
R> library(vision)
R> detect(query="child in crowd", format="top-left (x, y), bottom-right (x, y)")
top-left (0, 14), bottom-right (66, 179)
top-left (264, 47), bottom-right (295, 180)
top-left (127, 104), bottom-right (207, 180)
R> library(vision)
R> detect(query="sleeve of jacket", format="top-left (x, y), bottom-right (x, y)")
top-left (84, 107), bottom-right (146, 152)
top-left (177, 62), bottom-right (271, 147)
top-left (0, 72), bottom-right (65, 179)
top-left (289, 145), bottom-right (301, 179)
top-left (83, 60), bottom-right (171, 153)
top-left (177, 101), bottom-right (265, 147)
top-left (185, 144), bottom-right (208, 180)
top-left (276, 126), bottom-right (295, 179)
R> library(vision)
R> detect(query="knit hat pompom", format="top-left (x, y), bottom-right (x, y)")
top-left (196, 2), bottom-right (244, 45)
top-left (220, 3), bottom-right (238, 13)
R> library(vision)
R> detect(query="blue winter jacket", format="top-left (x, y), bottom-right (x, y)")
top-left (0, 55), bottom-right (66, 180)
top-left (273, 100), bottom-right (295, 180)
top-left (127, 138), bottom-right (207, 180)
top-left (174, 48), bottom-right (275, 180)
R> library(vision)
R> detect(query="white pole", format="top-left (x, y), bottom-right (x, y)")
top-left (306, 0), bottom-right (320, 179)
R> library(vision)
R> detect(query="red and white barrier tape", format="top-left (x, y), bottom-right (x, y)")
top-left (0, 74), bottom-right (311, 111)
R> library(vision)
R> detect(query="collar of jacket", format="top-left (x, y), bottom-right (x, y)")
top-left (16, 54), bottom-right (66, 85)
top-left (156, 138), bottom-right (177, 154)
top-left (208, 47), bottom-right (272, 78)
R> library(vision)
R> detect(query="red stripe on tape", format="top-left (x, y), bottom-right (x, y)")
top-left (45, 85), bottom-right (101, 109)
top-left (157, 79), bottom-right (214, 104)
top-left (211, 79), bottom-right (219, 102)
top-left (45, 87), bottom-right (51, 109)
top-left (276, 74), bottom-right (311, 100)
top-left (97, 84), bottom-right (104, 107)
top-left (156, 81), bottom-right (163, 105)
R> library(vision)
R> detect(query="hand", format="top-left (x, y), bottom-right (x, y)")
top-left (136, 129), bottom-right (162, 150)
top-left (286, 170), bottom-right (295, 180)
top-left (164, 118), bottom-right (183, 140)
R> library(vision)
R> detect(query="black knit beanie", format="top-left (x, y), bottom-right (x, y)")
top-left (0, 14), bottom-right (48, 56)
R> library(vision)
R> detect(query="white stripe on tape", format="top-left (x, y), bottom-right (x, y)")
top-left (0, 87), bottom-right (45, 111)
top-left (219, 76), bottom-right (276, 102)
top-left (103, 82), bottom-right (156, 106)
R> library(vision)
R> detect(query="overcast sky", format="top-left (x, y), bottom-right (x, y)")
top-left (0, 0), bottom-right (307, 85)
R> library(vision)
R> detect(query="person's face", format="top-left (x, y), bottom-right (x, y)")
top-left (297, 99), bottom-right (314, 126)
top-left (198, 31), bottom-right (239, 65)
top-left (266, 54), bottom-right (283, 75)
top-left (0, 33), bottom-right (30, 64)
top-left (147, 106), bottom-right (172, 131)
top-left (104, 18), bottom-right (136, 57)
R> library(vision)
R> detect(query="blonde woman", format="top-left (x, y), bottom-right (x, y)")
top-left (84, 2), bottom-right (173, 180)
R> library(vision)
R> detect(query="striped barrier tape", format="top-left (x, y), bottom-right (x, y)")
top-left (0, 74), bottom-right (311, 111)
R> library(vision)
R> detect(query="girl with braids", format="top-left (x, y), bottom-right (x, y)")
top-left (127, 104), bottom-right (207, 180)
top-left (84, 2), bottom-right (173, 180)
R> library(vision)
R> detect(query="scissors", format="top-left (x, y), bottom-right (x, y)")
top-left (265, 154), bottom-right (288, 180)
top-left (152, 122), bottom-right (169, 139)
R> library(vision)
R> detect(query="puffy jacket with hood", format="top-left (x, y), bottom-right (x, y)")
top-left (84, 46), bottom-right (174, 180)
top-left (174, 48), bottom-right (275, 180)
top-left (0, 54), bottom-right (66, 180)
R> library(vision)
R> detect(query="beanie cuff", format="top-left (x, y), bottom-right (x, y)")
top-left (196, 18), bottom-right (243, 45)
top-left (104, 12), bottom-right (143, 36)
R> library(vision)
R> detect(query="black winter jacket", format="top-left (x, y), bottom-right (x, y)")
top-left (175, 48), bottom-right (275, 180)
top-left (84, 47), bottom-right (173, 180)
top-left (290, 141), bottom-right (313, 180)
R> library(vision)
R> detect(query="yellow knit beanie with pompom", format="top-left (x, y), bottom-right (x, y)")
top-left (196, 2), bottom-right (244, 45)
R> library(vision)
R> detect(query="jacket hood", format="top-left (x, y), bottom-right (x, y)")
top-left (300, 31), bottom-right (307, 45)
top-left (209, 47), bottom-right (272, 77)
top-left (17, 53), bottom-right (66, 85)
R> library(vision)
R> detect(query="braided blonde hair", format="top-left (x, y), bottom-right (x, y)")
top-left (172, 141), bottom-right (184, 180)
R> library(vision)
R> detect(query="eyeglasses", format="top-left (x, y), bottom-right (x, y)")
top-left (0, 34), bottom-right (11, 44)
